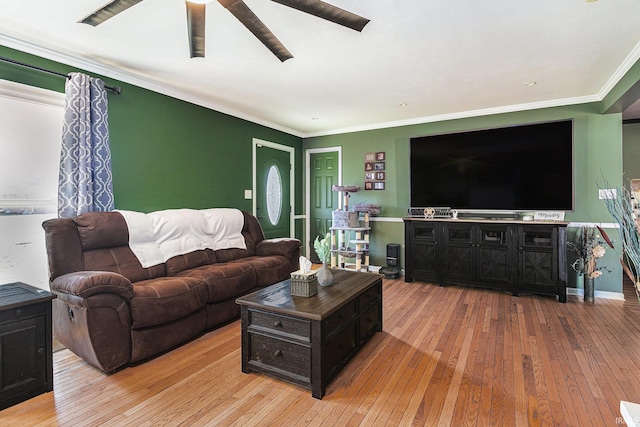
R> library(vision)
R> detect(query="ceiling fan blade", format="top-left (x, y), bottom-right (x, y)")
top-left (217, 0), bottom-right (293, 62)
top-left (79, 0), bottom-right (145, 26)
top-left (270, 0), bottom-right (369, 32)
top-left (186, 2), bottom-right (206, 58)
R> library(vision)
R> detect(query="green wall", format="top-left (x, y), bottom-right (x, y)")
top-left (304, 104), bottom-right (624, 293)
top-left (0, 46), bottom-right (304, 238)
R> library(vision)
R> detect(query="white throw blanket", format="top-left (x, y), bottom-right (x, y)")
top-left (116, 208), bottom-right (246, 268)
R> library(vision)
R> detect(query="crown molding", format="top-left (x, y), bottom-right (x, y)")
top-left (301, 95), bottom-right (600, 138)
top-left (598, 40), bottom-right (640, 99)
top-left (2, 31), bottom-right (632, 140)
top-left (0, 33), bottom-right (304, 138)
top-left (0, 78), bottom-right (64, 107)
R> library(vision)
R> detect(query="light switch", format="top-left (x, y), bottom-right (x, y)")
top-left (598, 189), bottom-right (616, 199)
top-left (244, 190), bottom-right (252, 199)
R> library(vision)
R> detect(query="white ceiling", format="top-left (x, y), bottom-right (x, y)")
top-left (2, 0), bottom-right (640, 137)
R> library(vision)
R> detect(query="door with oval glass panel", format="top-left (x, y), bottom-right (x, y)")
top-left (255, 143), bottom-right (291, 239)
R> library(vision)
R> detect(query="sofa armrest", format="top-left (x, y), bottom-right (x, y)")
top-left (51, 271), bottom-right (134, 301)
top-left (257, 238), bottom-right (302, 269)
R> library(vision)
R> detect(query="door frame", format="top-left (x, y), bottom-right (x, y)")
top-left (252, 138), bottom-right (295, 238)
top-left (305, 146), bottom-right (343, 261)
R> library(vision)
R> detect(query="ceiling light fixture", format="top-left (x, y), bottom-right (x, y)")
top-left (398, 103), bottom-right (408, 107)
top-left (524, 81), bottom-right (537, 87)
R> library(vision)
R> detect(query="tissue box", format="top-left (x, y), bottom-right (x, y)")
top-left (291, 270), bottom-right (318, 297)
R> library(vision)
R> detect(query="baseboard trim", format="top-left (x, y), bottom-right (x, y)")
top-left (566, 287), bottom-right (625, 301)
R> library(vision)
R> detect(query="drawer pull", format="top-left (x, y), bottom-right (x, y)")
top-left (274, 320), bottom-right (283, 327)
top-left (274, 349), bottom-right (283, 357)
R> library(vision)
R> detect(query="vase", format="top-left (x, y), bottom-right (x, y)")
top-left (584, 276), bottom-right (595, 302)
top-left (317, 263), bottom-right (333, 287)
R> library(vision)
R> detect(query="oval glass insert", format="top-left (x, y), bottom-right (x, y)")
top-left (266, 164), bottom-right (282, 226)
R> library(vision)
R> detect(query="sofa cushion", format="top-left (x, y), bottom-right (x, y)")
top-left (130, 276), bottom-right (208, 329)
top-left (74, 211), bottom-right (129, 250)
top-left (174, 262), bottom-right (256, 303)
top-left (229, 256), bottom-right (292, 287)
top-left (213, 247), bottom-right (249, 263)
top-left (83, 246), bottom-right (166, 283)
top-left (165, 250), bottom-right (210, 276)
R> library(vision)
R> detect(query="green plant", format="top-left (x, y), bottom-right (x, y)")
top-left (313, 232), bottom-right (331, 264)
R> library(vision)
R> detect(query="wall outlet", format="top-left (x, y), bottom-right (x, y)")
top-left (244, 189), bottom-right (252, 199)
top-left (598, 189), bottom-right (617, 199)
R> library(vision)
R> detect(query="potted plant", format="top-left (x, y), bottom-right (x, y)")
top-left (313, 232), bottom-right (333, 286)
top-left (568, 225), bottom-right (613, 302)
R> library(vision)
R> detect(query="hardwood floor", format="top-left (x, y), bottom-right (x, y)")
top-left (3, 277), bottom-right (640, 426)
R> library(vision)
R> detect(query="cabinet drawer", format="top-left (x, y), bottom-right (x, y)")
top-left (249, 334), bottom-right (311, 380)
top-left (248, 310), bottom-right (310, 342)
top-left (0, 302), bottom-right (46, 324)
top-left (412, 224), bottom-right (436, 241)
top-left (359, 302), bottom-right (381, 342)
top-left (521, 228), bottom-right (555, 248)
top-left (325, 322), bottom-right (357, 379)
top-left (359, 285), bottom-right (381, 311)
top-left (324, 300), bottom-right (357, 338)
top-left (446, 227), bottom-right (472, 243)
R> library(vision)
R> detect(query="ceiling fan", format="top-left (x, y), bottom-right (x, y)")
top-left (79, 0), bottom-right (370, 61)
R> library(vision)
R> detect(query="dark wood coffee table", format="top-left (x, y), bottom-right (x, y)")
top-left (236, 268), bottom-right (383, 399)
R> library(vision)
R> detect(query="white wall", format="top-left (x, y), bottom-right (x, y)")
top-left (0, 80), bottom-right (64, 290)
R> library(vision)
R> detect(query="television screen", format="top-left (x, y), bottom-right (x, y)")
top-left (410, 120), bottom-right (574, 212)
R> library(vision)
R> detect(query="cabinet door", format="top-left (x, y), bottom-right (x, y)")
top-left (406, 222), bottom-right (439, 282)
top-left (517, 226), bottom-right (558, 294)
top-left (0, 315), bottom-right (48, 410)
top-left (476, 225), bottom-right (512, 289)
top-left (442, 224), bottom-right (474, 284)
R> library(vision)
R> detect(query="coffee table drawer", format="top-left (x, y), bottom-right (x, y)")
top-left (249, 310), bottom-right (311, 342)
top-left (359, 284), bottom-right (381, 310)
top-left (324, 300), bottom-right (357, 338)
top-left (249, 334), bottom-right (311, 380)
top-left (360, 302), bottom-right (381, 342)
top-left (326, 322), bottom-right (357, 380)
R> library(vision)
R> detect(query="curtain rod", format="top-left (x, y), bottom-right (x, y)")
top-left (0, 56), bottom-right (122, 95)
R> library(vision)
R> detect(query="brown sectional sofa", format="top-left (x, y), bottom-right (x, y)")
top-left (42, 210), bottom-right (301, 373)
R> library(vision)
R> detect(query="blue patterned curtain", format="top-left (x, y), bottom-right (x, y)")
top-left (58, 72), bottom-right (114, 217)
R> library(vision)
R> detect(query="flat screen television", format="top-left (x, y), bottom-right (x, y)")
top-left (410, 119), bottom-right (574, 213)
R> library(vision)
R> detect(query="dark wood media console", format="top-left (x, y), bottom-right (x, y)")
top-left (404, 218), bottom-right (568, 302)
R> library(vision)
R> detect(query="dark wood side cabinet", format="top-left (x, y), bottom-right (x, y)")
top-left (404, 218), bottom-right (568, 302)
top-left (0, 282), bottom-right (56, 410)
